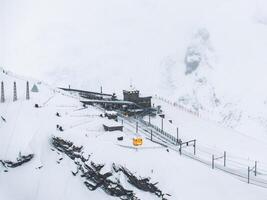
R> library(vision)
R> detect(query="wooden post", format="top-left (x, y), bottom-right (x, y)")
top-left (1, 81), bottom-right (4, 103)
top-left (248, 167), bottom-right (250, 184)
top-left (255, 161), bottom-right (257, 176)
top-left (212, 155), bottom-right (215, 169)
top-left (148, 114), bottom-right (151, 125)
top-left (179, 143), bottom-right (182, 155)
top-left (224, 151), bottom-right (226, 167)
top-left (151, 130), bottom-right (153, 141)
top-left (136, 122), bottom-right (138, 133)
top-left (13, 82), bottom-right (17, 102)
top-left (100, 86), bottom-right (103, 94)
top-left (26, 81), bottom-right (30, 100)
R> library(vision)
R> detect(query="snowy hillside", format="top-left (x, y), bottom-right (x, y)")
top-left (2, 0), bottom-right (267, 199)
top-left (1, 70), bottom-right (267, 199)
top-left (2, 0), bottom-right (267, 138)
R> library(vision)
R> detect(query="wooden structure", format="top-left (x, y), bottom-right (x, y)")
top-left (103, 121), bottom-right (123, 132)
top-left (60, 87), bottom-right (116, 100)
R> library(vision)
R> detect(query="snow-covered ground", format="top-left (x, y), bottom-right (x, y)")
top-left (2, 0), bottom-right (267, 142)
top-left (1, 70), bottom-right (267, 200)
top-left (2, 1), bottom-right (267, 198)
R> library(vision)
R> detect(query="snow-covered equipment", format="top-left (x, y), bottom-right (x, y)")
top-left (133, 138), bottom-right (143, 146)
top-left (117, 136), bottom-right (123, 141)
top-left (104, 110), bottom-right (118, 120)
top-left (103, 121), bottom-right (123, 132)
top-left (31, 84), bottom-right (39, 92)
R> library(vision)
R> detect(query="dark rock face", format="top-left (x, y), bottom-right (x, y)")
top-left (0, 154), bottom-right (34, 168)
top-left (184, 47), bottom-right (202, 74)
top-left (184, 28), bottom-right (210, 74)
top-left (51, 137), bottom-right (170, 200)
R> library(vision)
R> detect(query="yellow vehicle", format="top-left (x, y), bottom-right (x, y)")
top-left (133, 138), bottom-right (143, 146)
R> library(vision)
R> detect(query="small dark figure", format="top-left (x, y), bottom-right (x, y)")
top-left (1, 116), bottom-right (6, 122)
top-left (34, 104), bottom-right (39, 108)
top-left (100, 114), bottom-right (103, 118)
top-left (166, 149), bottom-right (169, 152)
top-left (117, 136), bottom-right (123, 141)
top-left (56, 112), bottom-right (61, 117)
top-left (59, 126), bottom-right (64, 132)
top-left (56, 124), bottom-right (60, 129)
top-left (72, 169), bottom-right (79, 176)
top-left (36, 165), bottom-right (43, 170)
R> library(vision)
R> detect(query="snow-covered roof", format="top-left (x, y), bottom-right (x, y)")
top-left (103, 120), bottom-right (122, 127)
top-left (105, 110), bottom-right (117, 115)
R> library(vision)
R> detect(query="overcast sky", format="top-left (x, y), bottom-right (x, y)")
top-left (1, 0), bottom-right (267, 97)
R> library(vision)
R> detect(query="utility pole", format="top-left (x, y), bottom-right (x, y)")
top-left (193, 139), bottom-right (196, 155)
top-left (212, 155), bottom-right (215, 169)
top-left (179, 143), bottom-right (182, 155)
top-left (161, 117), bottom-right (163, 131)
top-left (255, 161), bottom-right (257, 176)
top-left (212, 152), bottom-right (225, 169)
top-left (224, 151), bottom-right (226, 167)
top-left (1, 81), bottom-right (5, 103)
top-left (26, 81), bottom-right (30, 100)
top-left (13, 82), bottom-right (17, 102)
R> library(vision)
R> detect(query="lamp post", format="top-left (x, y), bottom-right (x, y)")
top-left (159, 114), bottom-right (165, 131)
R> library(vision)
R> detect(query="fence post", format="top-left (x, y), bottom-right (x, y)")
top-left (13, 82), bottom-right (17, 102)
top-left (121, 119), bottom-right (124, 126)
top-left (248, 167), bottom-right (250, 184)
top-left (1, 81), bottom-right (4, 103)
top-left (193, 140), bottom-right (196, 155)
top-left (151, 130), bottom-right (153, 141)
top-left (149, 114), bottom-right (151, 125)
top-left (136, 122), bottom-right (138, 134)
top-left (224, 151), bottom-right (226, 167)
top-left (179, 143), bottom-right (182, 155)
top-left (26, 81), bottom-right (30, 100)
top-left (212, 155), bottom-right (215, 169)
top-left (161, 117), bottom-right (163, 131)
top-left (255, 161), bottom-right (257, 176)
